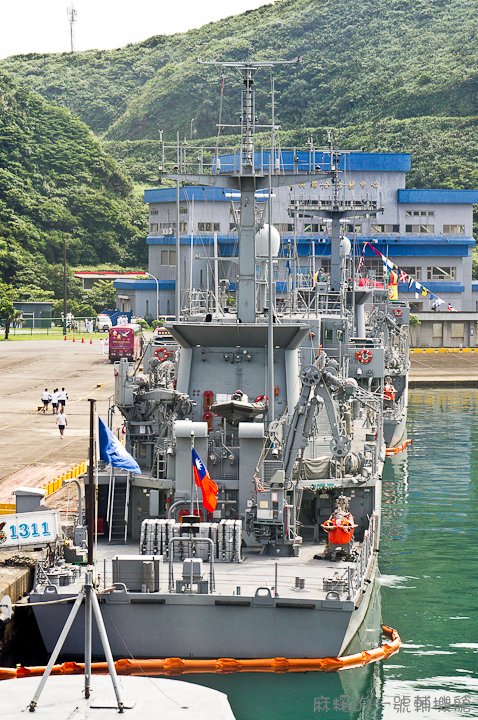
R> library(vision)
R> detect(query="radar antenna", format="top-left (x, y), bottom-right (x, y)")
top-left (198, 59), bottom-right (299, 174)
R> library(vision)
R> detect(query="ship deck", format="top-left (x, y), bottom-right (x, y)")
top-left (93, 538), bottom-right (367, 604)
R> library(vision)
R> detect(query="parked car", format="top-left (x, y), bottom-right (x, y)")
top-left (96, 314), bottom-right (113, 332)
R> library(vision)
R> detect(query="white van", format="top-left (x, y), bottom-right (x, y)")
top-left (96, 314), bottom-right (113, 332)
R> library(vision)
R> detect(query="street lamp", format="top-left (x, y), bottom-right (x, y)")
top-left (190, 118), bottom-right (195, 140)
top-left (145, 272), bottom-right (159, 321)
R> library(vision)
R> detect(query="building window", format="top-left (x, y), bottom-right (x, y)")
top-left (179, 206), bottom-right (188, 214)
top-left (405, 224), bottom-right (434, 234)
top-left (405, 210), bottom-right (434, 217)
top-left (346, 224), bottom-right (362, 233)
top-left (432, 323), bottom-right (443, 338)
top-left (159, 222), bottom-right (176, 234)
top-left (427, 266), bottom-right (456, 281)
top-left (275, 223), bottom-right (295, 232)
top-left (371, 224), bottom-right (400, 234)
top-left (150, 223), bottom-right (159, 233)
top-left (443, 225), bottom-right (465, 235)
top-left (198, 222), bottom-right (220, 232)
top-left (150, 209), bottom-right (159, 215)
top-left (400, 266), bottom-right (422, 281)
top-left (161, 250), bottom-right (176, 266)
top-left (179, 222), bottom-right (187, 232)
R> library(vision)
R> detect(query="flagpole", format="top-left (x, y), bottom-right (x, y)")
top-left (87, 398), bottom-right (96, 568)
top-left (190, 430), bottom-right (195, 514)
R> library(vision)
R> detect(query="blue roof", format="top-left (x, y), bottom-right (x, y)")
top-left (398, 282), bottom-right (464, 294)
top-left (215, 151), bottom-right (411, 174)
top-left (114, 279), bottom-right (175, 290)
top-left (398, 189), bottom-right (478, 204)
top-left (144, 187), bottom-right (270, 204)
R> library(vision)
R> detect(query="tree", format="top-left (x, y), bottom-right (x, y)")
top-left (0, 282), bottom-right (21, 340)
top-left (88, 279), bottom-right (117, 312)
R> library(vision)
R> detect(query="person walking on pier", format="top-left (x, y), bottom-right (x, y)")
top-left (58, 387), bottom-right (68, 410)
top-left (51, 388), bottom-right (59, 414)
top-left (56, 410), bottom-right (68, 438)
top-left (40, 388), bottom-right (51, 414)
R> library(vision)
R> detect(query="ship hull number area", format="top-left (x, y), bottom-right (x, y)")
top-left (0, 511), bottom-right (60, 548)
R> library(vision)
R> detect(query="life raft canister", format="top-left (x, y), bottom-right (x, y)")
top-left (384, 385), bottom-right (396, 401)
top-left (355, 348), bottom-right (373, 364)
top-left (322, 514), bottom-right (355, 545)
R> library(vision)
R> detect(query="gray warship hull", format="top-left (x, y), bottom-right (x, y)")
top-left (30, 546), bottom-right (379, 659)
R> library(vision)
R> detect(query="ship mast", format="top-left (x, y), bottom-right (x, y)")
top-left (163, 58), bottom-right (332, 324)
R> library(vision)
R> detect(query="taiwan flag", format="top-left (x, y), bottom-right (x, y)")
top-left (192, 448), bottom-right (218, 512)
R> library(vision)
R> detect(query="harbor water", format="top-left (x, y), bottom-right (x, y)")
top-left (179, 389), bottom-right (478, 718)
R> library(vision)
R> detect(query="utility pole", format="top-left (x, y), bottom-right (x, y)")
top-left (67, 4), bottom-right (77, 53)
top-left (63, 236), bottom-right (67, 335)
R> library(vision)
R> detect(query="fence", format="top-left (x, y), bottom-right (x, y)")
top-left (1, 317), bottom-right (102, 337)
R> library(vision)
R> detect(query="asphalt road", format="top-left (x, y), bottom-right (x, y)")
top-left (0, 338), bottom-right (116, 492)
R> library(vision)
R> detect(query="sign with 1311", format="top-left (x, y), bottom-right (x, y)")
top-left (0, 511), bottom-right (60, 548)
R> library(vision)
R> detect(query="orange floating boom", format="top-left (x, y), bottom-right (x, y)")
top-left (1, 626), bottom-right (400, 679)
top-left (385, 439), bottom-right (412, 456)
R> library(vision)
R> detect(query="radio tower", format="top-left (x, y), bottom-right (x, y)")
top-left (67, 4), bottom-right (77, 53)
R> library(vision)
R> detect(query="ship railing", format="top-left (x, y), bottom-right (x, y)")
top-left (157, 143), bottom-right (337, 177)
top-left (347, 514), bottom-right (376, 600)
top-left (167, 536), bottom-right (216, 594)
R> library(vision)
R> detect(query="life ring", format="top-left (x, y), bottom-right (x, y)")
top-left (393, 308), bottom-right (403, 318)
top-left (355, 348), bottom-right (373, 364)
top-left (154, 347), bottom-right (168, 362)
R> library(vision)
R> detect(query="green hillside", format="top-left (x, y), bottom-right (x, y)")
top-left (2, 0), bottom-right (478, 146)
top-left (0, 71), bottom-right (147, 288)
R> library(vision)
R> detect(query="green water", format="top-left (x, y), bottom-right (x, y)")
top-left (181, 389), bottom-right (478, 718)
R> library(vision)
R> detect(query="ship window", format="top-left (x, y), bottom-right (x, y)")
top-left (427, 266), bottom-right (456, 281)
top-left (323, 329), bottom-right (333, 342)
top-left (443, 225), bottom-right (465, 235)
top-left (346, 224), bottom-right (362, 233)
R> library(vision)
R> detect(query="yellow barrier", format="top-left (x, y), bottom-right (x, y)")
top-left (412, 347), bottom-right (477, 353)
top-left (0, 503), bottom-right (15, 515)
top-left (3, 625), bottom-right (400, 679)
top-left (42, 461), bottom-right (88, 498)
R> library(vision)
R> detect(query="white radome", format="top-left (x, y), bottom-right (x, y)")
top-left (255, 224), bottom-right (281, 257)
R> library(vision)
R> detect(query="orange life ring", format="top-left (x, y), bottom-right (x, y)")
top-left (154, 347), bottom-right (168, 362)
top-left (393, 308), bottom-right (403, 318)
top-left (355, 348), bottom-right (373, 364)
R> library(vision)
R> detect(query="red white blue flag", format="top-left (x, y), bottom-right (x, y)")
top-left (192, 448), bottom-right (218, 512)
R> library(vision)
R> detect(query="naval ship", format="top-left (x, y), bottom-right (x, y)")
top-left (29, 61), bottom-right (396, 660)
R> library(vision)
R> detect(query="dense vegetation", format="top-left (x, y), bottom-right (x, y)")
top-left (2, 0), bottom-right (477, 144)
top-left (0, 0), bottom-right (477, 298)
top-left (0, 71), bottom-right (147, 301)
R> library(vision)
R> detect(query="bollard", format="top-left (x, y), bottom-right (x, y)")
top-left (81, 337), bottom-right (84, 344)
top-left (90, 339), bottom-right (93, 345)
top-left (72, 337), bottom-right (76, 342)
top-left (64, 336), bottom-right (67, 341)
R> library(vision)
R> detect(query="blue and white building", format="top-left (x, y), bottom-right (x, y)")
top-left (115, 152), bottom-right (478, 318)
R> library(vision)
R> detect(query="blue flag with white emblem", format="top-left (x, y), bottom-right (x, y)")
top-left (98, 417), bottom-right (141, 474)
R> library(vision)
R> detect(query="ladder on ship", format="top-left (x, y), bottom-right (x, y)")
top-left (106, 474), bottom-right (130, 542)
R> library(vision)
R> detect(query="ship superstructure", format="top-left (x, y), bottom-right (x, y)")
top-left (30, 61), bottom-right (396, 659)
